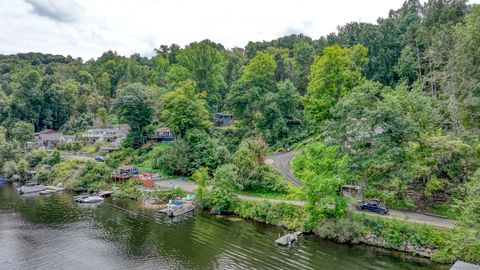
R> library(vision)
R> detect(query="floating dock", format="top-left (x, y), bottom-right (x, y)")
top-left (40, 186), bottom-right (65, 195)
top-left (275, 231), bottom-right (302, 246)
top-left (99, 190), bottom-right (114, 197)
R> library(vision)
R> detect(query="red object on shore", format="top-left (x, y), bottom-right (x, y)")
top-left (135, 173), bottom-right (157, 188)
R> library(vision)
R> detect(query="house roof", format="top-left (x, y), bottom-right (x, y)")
top-left (40, 133), bottom-right (64, 141)
top-left (37, 129), bottom-right (59, 135)
top-left (155, 127), bottom-right (172, 133)
top-left (214, 113), bottom-right (232, 117)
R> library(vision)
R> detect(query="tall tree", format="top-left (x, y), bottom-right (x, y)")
top-left (11, 121), bottom-right (34, 151)
top-left (177, 40), bottom-right (227, 110)
top-left (303, 45), bottom-right (368, 131)
top-left (161, 80), bottom-right (212, 137)
top-left (112, 83), bottom-right (153, 148)
top-left (227, 52), bottom-right (276, 123)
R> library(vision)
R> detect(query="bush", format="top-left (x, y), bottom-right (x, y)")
top-left (232, 200), bottom-right (305, 230)
top-left (152, 129), bottom-right (230, 176)
top-left (56, 141), bottom-right (83, 151)
top-left (113, 179), bottom-right (143, 199)
top-left (315, 216), bottom-right (365, 243)
top-left (27, 150), bottom-right (48, 168)
top-left (151, 187), bottom-right (186, 201)
top-left (49, 159), bottom-right (84, 185)
top-left (362, 215), bottom-right (449, 250)
top-left (233, 136), bottom-right (288, 193)
top-left (73, 161), bottom-right (111, 190)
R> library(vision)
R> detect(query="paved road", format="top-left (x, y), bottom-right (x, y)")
top-left (154, 179), bottom-right (455, 228)
top-left (263, 151), bottom-right (456, 228)
top-left (61, 152), bottom-right (96, 161)
top-left (265, 151), bottom-right (304, 186)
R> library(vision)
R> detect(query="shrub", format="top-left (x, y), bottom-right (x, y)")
top-left (56, 141), bottom-right (83, 151)
top-left (231, 200), bottom-right (305, 230)
top-left (315, 216), bottom-right (365, 243)
top-left (74, 161), bottom-right (111, 190)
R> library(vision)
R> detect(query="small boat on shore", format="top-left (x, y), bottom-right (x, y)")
top-left (159, 200), bottom-right (195, 217)
top-left (16, 182), bottom-right (46, 194)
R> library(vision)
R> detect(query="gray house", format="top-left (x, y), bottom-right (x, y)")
top-left (213, 113), bottom-right (233, 126)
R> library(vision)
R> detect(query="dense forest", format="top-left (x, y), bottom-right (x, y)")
top-left (1, 0), bottom-right (480, 263)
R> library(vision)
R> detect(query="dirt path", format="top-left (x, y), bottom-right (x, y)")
top-left (154, 178), bottom-right (455, 228)
top-left (265, 151), bottom-right (304, 186)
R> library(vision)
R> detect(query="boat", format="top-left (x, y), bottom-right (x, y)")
top-left (75, 195), bottom-right (104, 204)
top-left (16, 182), bottom-right (46, 194)
top-left (159, 200), bottom-right (195, 217)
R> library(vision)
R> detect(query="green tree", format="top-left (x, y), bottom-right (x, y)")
top-left (233, 136), bottom-right (287, 193)
top-left (324, 82), bottom-right (441, 204)
top-left (177, 40), bottom-right (227, 110)
top-left (161, 80), bottom-right (212, 137)
top-left (303, 45), bottom-right (368, 131)
top-left (292, 143), bottom-right (349, 230)
top-left (97, 107), bottom-right (108, 128)
top-left (227, 52), bottom-right (277, 128)
top-left (208, 164), bottom-right (241, 214)
top-left (11, 121), bottom-right (34, 151)
top-left (434, 168), bottom-right (480, 264)
top-left (112, 83), bottom-right (153, 148)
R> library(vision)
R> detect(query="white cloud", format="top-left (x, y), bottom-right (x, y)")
top-left (0, 0), bottom-right (479, 60)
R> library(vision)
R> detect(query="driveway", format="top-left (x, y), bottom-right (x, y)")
top-left (265, 151), bottom-right (304, 186)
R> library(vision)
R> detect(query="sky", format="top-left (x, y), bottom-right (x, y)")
top-left (0, 0), bottom-right (479, 60)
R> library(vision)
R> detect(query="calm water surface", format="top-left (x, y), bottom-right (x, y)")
top-left (0, 183), bottom-right (447, 270)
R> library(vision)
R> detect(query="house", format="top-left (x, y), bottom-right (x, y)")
top-left (151, 127), bottom-right (175, 142)
top-left (83, 124), bottom-right (130, 150)
top-left (35, 130), bottom-right (65, 148)
top-left (83, 124), bottom-right (130, 143)
top-left (213, 113), bottom-right (233, 126)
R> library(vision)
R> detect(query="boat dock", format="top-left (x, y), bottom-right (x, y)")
top-left (99, 190), bottom-right (114, 197)
top-left (40, 185), bottom-right (65, 195)
top-left (275, 231), bottom-right (302, 246)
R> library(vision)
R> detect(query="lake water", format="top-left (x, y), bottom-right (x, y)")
top-left (0, 183), bottom-right (447, 270)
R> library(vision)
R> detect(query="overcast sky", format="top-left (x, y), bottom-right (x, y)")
top-left (1, 0), bottom-right (479, 60)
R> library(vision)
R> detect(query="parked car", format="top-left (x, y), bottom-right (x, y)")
top-left (95, 156), bottom-right (105, 162)
top-left (359, 199), bottom-right (389, 215)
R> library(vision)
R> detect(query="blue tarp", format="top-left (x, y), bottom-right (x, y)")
top-left (170, 201), bottom-right (185, 206)
top-left (0, 177), bottom-right (7, 182)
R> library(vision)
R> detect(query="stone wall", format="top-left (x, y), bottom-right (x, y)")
top-left (360, 232), bottom-right (437, 258)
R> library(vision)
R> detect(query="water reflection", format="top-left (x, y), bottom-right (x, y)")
top-left (0, 183), bottom-right (447, 270)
